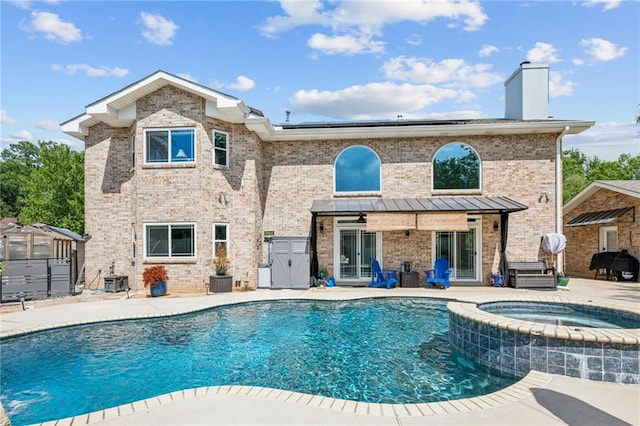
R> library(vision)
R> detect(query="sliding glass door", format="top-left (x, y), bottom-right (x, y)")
top-left (434, 220), bottom-right (480, 281)
top-left (336, 219), bottom-right (379, 281)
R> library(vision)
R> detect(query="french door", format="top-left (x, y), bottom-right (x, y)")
top-left (433, 220), bottom-right (481, 281)
top-left (335, 222), bottom-right (379, 281)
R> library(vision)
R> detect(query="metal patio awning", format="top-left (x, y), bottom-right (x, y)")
top-left (310, 196), bottom-right (528, 216)
top-left (566, 207), bottom-right (633, 227)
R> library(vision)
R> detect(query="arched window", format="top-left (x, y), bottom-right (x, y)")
top-left (334, 145), bottom-right (381, 193)
top-left (432, 143), bottom-right (481, 191)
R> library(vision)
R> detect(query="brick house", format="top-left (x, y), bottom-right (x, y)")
top-left (564, 180), bottom-right (640, 280)
top-left (61, 63), bottom-right (593, 292)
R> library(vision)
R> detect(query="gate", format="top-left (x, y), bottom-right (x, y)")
top-left (1, 258), bottom-right (72, 302)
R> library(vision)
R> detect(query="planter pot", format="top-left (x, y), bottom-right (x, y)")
top-left (150, 281), bottom-right (167, 297)
top-left (210, 275), bottom-right (232, 293)
top-left (557, 275), bottom-right (570, 287)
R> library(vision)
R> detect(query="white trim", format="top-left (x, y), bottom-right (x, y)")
top-left (143, 127), bottom-right (196, 165)
top-left (599, 226), bottom-right (618, 252)
top-left (430, 217), bottom-right (482, 282)
top-left (565, 181), bottom-right (640, 214)
top-left (212, 130), bottom-right (230, 167)
top-left (212, 223), bottom-right (229, 258)
top-left (333, 217), bottom-right (382, 281)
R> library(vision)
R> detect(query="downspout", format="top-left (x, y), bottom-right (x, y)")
top-left (556, 125), bottom-right (570, 273)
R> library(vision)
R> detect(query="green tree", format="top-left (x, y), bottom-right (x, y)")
top-left (563, 149), bottom-right (640, 203)
top-left (0, 141), bottom-right (40, 217)
top-left (1, 141), bottom-right (84, 234)
top-left (19, 142), bottom-right (84, 234)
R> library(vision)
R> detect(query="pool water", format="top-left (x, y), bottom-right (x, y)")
top-left (1, 298), bottom-right (517, 425)
top-left (479, 302), bottom-right (640, 329)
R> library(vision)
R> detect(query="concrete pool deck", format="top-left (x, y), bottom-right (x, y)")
top-left (1, 278), bottom-right (639, 425)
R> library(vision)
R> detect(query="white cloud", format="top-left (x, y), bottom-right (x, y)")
top-left (581, 0), bottom-right (622, 11)
top-left (51, 64), bottom-right (129, 77)
top-left (526, 42), bottom-right (560, 63)
top-left (8, 0), bottom-right (61, 9)
top-left (177, 73), bottom-right (198, 83)
top-left (580, 38), bottom-right (627, 62)
top-left (227, 76), bottom-right (256, 92)
top-left (212, 76), bottom-right (256, 92)
top-left (140, 12), bottom-right (178, 46)
top-left (260, 0), bottom-right (487, 55)
top-left (35, 119), bottom-right (59, 131)
top-left (11, 130), bottom-right (33, 140)
top-left (1, 110), bottom-right (16, 125)
top-left (289, 82), bottom-right (461, 120)
top-left (23, 11), bottom-right (82, 43)
top-left (406, 34), bottom-right (422, 46)
top-left (478, 44), bottom-right (498, 57)
top-left (548, 71), bottom-right (575, 97)
top-left (572, 58), bottom-right (585, 66)
top-left (382, 57), bottom-right (502, 89)
top-left (308, 32), bottom-right (385, 55)
top-left (564, 123), bottom-right (639, 161)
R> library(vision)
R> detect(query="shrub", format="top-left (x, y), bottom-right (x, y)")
top-left (142, 265), bottom-right (168, 288)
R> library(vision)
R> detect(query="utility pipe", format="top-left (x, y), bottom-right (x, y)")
top-left (555, 125), bottom-right (570, 273)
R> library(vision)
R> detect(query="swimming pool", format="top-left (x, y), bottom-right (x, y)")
top-left (0, 298), bottom-right (517, 425)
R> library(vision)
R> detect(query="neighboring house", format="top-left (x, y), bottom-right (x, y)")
top-left (61, 62), bottom-right (593, 292)
top-left (564, 180), bottom-right (640, 280)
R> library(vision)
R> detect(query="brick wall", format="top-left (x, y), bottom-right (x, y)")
top-left (84, 86), bottom-right (561, 291)
top-left (262, 135), bottom-right (559, 283)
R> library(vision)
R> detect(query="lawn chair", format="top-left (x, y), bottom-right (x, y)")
top-left (425, 258), bottom-right (451, 289)
top-left (369, 258), bottom-right (398, 289)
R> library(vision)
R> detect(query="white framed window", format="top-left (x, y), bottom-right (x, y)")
top-left (599, 226), bottom-right (618, 252)
top-left (213, 130), bottom-right (229, 167)
top-left (213, 223), bottom-right (229, 257)
top-left (144, 223), bottom-right (196, 258)
top-left (144, 128), bottom-right (195, 164)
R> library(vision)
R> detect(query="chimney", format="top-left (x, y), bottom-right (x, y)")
top-left (504, 62), bottom-right (549, 120)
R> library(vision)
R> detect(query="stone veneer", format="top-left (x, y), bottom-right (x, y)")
top-left (448, 299), bottom-right (640, 384)
top-left (84, 85), bottom-right (565, 292)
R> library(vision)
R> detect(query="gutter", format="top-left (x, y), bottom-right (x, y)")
top-left (556, 125), bottom-right (570, 273)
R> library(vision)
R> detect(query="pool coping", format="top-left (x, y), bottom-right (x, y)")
top-left (447, 297), bottom-right (640, 345)
top-left (44, 370), bottom-right (554, 425)
top-left (2, 290), bottom-right (639, 425)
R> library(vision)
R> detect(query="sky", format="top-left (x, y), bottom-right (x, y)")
top-left (1, 0), bottom-right (638, 161)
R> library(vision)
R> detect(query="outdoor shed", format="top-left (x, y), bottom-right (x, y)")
top-left (564, 180), bottom-right (640, 281)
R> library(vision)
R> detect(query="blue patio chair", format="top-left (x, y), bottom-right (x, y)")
top-left (369, 258), bottom-right (398, 289)
top-left (425, 258), bottom-right (451, 289)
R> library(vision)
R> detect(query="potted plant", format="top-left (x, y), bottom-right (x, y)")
top-left (143, 265), bottom-right (168, 297)
top-left (556, 272), bottom-right (570, 289)
top-left (214, 246), bottom-right (230, 276)
top-left (210, 246), bottom-right (232, 293)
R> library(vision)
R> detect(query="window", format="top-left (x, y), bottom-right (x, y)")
top-left (433, 143), bottom-right (480, 191)
top-left (334, 145), bottom-right (381, 193)
top-left (213, 223), bottom-right (229, 257)
top-left (213, 130), bottom-right (229, 166)
top-left (144, 128), bottom-right (195, 164)
top-left (599, 226), bottom-right (618, 252)
top-left (145, 223), bottom-right (195, 258)
top-left (32, 236), bottom-right (51, 259)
